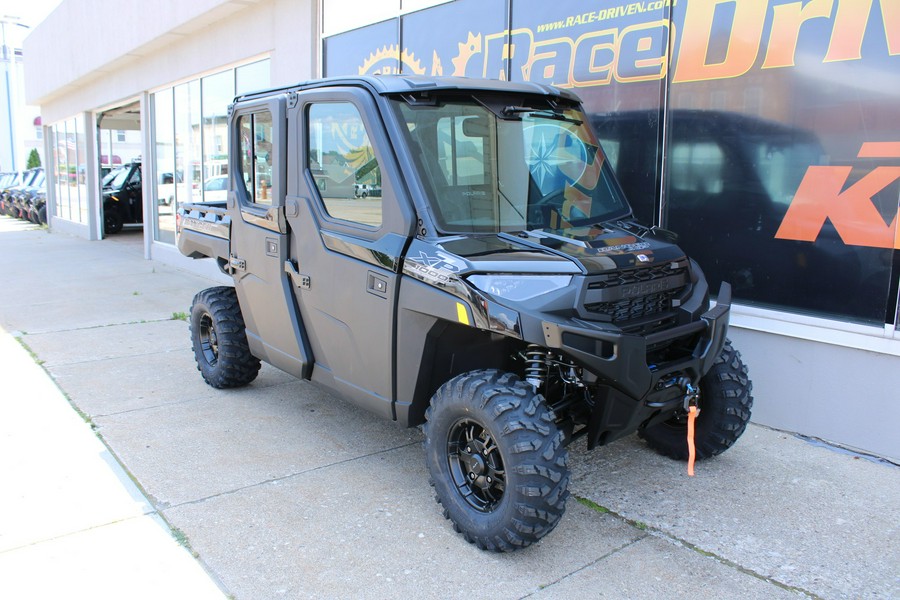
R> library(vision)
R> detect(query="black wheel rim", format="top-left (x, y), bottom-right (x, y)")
top-left (198, 313), bottom-right (219, 366)
top-left (447, 419), bottom-right (506, 513)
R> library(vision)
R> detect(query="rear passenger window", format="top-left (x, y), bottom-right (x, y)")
top-left (307, 102), bottom-right (382, 227)
top-left (237, 110), bottom-right (274, 206)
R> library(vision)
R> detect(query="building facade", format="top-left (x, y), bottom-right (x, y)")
top-left (24, 0), bottom-right (900, 460)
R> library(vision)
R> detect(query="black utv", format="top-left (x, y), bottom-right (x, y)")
top-left (103, 160), bottom-right (143, 234)
top-left (176, 75), bottom-right (752, 551)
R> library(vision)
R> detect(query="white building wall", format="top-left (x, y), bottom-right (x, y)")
top-left (24, 0), bottom-right (318, 121)
top-left (729, 319), bottom-right (900, 462)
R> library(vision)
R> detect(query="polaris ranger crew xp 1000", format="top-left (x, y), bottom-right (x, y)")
top-left (176, 75), bottom-right (753, 551)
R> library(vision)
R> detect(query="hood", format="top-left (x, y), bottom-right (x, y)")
top-left (438, 221), bottom-right (686, 275)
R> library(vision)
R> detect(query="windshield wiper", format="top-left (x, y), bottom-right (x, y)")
top-left (501, 106), bottom-right (582, 125)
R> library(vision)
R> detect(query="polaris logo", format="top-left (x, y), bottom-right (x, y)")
top-left (619, 278), bottom-right (674, 298)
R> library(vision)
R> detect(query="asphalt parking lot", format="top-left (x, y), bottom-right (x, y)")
top-left (1, 218), bottom-right (898, 599)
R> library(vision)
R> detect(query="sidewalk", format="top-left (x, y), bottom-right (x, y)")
top-left (0, 217), bottom-right (898, 599)
top-left (0, 325), bottom-right (226, 599)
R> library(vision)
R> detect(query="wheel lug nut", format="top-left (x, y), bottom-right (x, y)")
top-left (469, 473), bottom-right (476, 480)
top-left (487, 477), bottom-right (492, 483)
top-left (466, 446), bottom-right (471, 453)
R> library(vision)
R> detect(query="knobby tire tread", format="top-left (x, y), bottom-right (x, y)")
top-left (640, 340), bottom-right (753, 460)
top-left (190, 286), bottom-right (260, 388)
top-left (424, 369), bottom-right (569, 552)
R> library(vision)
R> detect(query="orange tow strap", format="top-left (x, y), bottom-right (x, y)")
top-left (686, 406), bottom-right (698, 476)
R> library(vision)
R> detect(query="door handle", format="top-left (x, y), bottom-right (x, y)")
top-left (367, 271), bottom-right (388, 298)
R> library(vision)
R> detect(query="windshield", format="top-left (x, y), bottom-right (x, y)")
top-left (393, 95), bottom-right (630, 233)
top-left (102, 167), bottom-right (123, 187)
top-left (109, 165), bottom-right (134, 189)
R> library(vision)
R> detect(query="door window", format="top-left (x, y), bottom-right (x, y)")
top-left (307, 102), bottom-right (382, 227)
top-left (237, 110), bottom-right (274, 206)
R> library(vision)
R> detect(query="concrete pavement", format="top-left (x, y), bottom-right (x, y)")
top-left (0, 216), bottom-right (897, 599)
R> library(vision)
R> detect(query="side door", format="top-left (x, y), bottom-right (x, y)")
top-left (123, 163), bottom-right (142, 223)
top-left (229, 95), bottom-right (311, 378)
top-left (286, 88), bottom-right (414, 419)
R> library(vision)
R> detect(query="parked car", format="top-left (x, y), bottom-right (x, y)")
top-left (202, 175), bottom-right (228, 203)
top-left (0, 172), bottom-right (22, 216)
top-left (2, 169), bottom-right (43, 220)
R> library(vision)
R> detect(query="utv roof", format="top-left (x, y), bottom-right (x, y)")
top-left (234, 74), bottom-right (581, 104)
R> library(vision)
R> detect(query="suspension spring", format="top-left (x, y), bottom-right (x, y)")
top-left (524, 344), bottom-right (551, 390)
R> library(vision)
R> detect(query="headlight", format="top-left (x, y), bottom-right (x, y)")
top-left (467, 274), bottom-right (572, 301)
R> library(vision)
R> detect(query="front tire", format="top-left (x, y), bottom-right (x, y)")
top-left (424, 370), bottom-right (569, 552)
top-left (190, 286), bottom-right (261, 388)
top-left (640, 340), bottom-right (753, 460)
top-left (104, 206), bottom-right (123, 234)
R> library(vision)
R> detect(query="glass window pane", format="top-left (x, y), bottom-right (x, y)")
top-left (52, 125), bottom-right (62, 219)
top-left (253, 111), bottom-right (273, 206)
top-left (238, 114), bottom-right (253, 201)
top-left (236, 59), bottom-right (270, 95)
top-left (202, 71), bottom-right (234, 190)
top-left (75, 115), bottom-right (87, 224)
top-left (236, 111), bottom-right (274, 206)
top-left (308, 102), bottom-right (382, 227)
top-left (59, 121), bottom-right (70, 220)
top-left (153, 88), bottom-right (176, 244)
top-left (180, 80), bottom-right (203, 203)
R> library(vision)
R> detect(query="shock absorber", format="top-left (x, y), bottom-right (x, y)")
top-left (524, 344), bottom-right (551, 390)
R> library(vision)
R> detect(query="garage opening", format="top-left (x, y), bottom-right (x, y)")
top-left (97, 100), bottom-right (142, 238)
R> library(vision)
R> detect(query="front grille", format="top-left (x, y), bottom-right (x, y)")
top-left (581, 262), bottom-right (689, 325)
top-left (585, 289), bottom-right (680, 322)
top-left (587, 263), bottom-right (686, 290)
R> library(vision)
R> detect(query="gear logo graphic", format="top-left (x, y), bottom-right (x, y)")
top-left (359, 45), bottom-right (426, 75)
top-left (451, 32), bottom-right (482, 76)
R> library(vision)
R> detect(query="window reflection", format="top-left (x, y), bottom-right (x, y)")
top-left (237, 111), bottom-right (274, 206)
top-left (153, 88), bottom-right (175, 244)
top-left (308, 102), bottom-right (383, 227)
top-left (202, 70), bottom-right (235, 189)
top-left (150, 60), bottom-right (271, 242)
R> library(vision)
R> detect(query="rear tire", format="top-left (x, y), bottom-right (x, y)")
top-left (104, 206), bottom-right (123, 234)
top-left (640, 340), bottom-right (752, 460)
top-left (190, 286), bottom-right (261, 388)
top-left (424, 370), bottom-right (569, 551)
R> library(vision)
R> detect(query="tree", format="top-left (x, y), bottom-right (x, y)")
top-left (26, 149), bottom-right (42, 169)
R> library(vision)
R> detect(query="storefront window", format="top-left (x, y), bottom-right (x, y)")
top-left (150, 60), bottom-right (270, 244)
top-left (47, 116), bottom-right (89, 226)
top-left (75, 116), bottom-right (88, 224)
top-left (175, 80), bottom-right (201, 208)
top-left (662, 2), bottom-right (899, 326)
top-left (236, 60), bottom-right (270, 95)
top-left (202, 70), bottom-right (234, 188)
top-left (51, 125), bottom-right (61, 220)
top-left (153, 88), bottom-right (176, 244)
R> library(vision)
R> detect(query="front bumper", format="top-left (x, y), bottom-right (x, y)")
top-left (540, 282), bottom-right (732, 401)
top-left (539, 283), bottom-right (732, 449)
